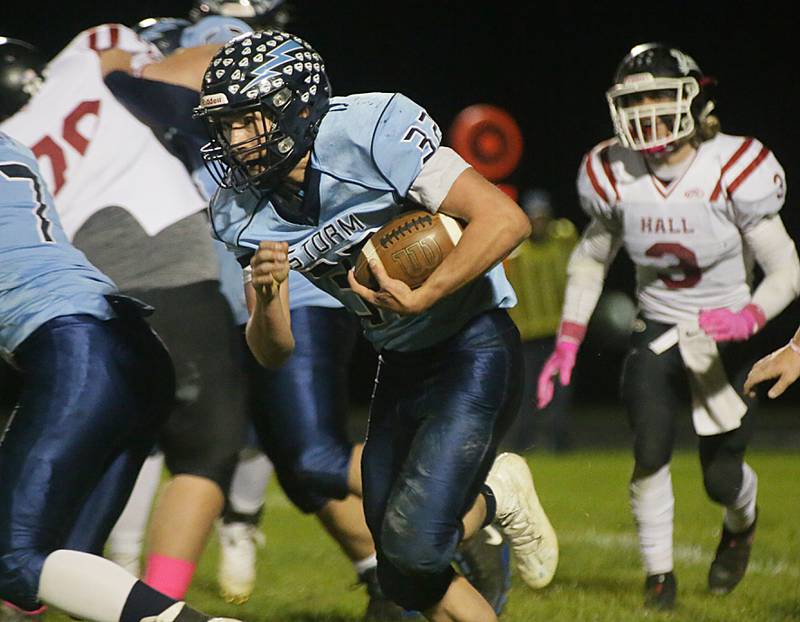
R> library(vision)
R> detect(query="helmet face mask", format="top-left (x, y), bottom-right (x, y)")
top-left (607, 75), bottom-right (700, 153)
top-left (194, 30), bottom-right (330, 193)
top-left (201, 94), bottom-right (298, 192)
top-left (607, 43), bottom-right (710, 155)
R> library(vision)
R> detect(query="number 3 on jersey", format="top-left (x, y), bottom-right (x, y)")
top-left (645, 242), bottom-right (701, 289)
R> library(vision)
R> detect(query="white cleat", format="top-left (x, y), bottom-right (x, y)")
top-left (486, 452), bottom-right (558, 589)
top-left (216, 520), bottom-right (265, 604)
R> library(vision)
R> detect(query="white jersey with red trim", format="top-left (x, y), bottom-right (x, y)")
top-left (0, 24), bottom-right (205, 238)
top-left (577, 133), bottom-right (786, 324)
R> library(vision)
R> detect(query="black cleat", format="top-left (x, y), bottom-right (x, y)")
top-left (453, 525), bottom-right (512, 614)
top-left (708, 513), bottom-right (757, 595)
top-left (644, 572), bottom-right (676, 611)
top-left (359, 567), bottom-right (421, 621)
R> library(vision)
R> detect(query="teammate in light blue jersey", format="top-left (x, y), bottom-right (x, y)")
top-left (194, 30), bottom-right (559, 622)
top-left (0, 130), bottom-right (230, 622)
top-left (0, 140), bottom-right (115, 354)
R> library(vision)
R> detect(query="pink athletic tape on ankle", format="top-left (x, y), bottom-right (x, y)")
top-left (143, 555), bottom-right (196, 599)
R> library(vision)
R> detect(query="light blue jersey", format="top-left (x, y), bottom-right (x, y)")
top-left (210, 92), bottom-right (515, 351)
top-left (0, 132), bottom-right (116, 356)
top-left (179, 15), bottom-right (341, 318)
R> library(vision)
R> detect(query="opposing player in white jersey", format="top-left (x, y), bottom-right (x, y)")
top-left (0, 24), bottom-right (203, 239)
top-left (537, 42), bottom-right (800, 610)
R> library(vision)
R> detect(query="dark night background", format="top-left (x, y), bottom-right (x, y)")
top-left (5, 2), bottom-right (800, 414)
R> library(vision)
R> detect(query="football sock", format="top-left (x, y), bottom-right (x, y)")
top-left (353, 553), bottom-right (378, 576)
top-left (119, 582), bottom-right (177, 622)
top-left (143, 555), bottom-right (196, 600)
top-left (723, 462), bottom-right (758, 533)
top-left (630, 464), bottom-right (674, 575)
top-left (37, 550), bottom-right (145, 622)
top-left (227, 450), bottom-right (273, 516)
top-left (480, 484), bottom-right (497, 528)
top-left (108, 452), bottom-right (165, 575)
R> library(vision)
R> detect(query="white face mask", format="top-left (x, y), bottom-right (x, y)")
top-left (606, 74), bottom-right (700, 153)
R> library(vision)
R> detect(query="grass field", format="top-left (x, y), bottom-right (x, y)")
top-left (43, 449), bottom-right (800, 622)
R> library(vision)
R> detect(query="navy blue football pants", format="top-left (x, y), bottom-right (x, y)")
top-left (0, 312), bottom-right (174, 610)
top-left (247, 306), bottom-right (359, 513)
top-left (362, 310), bottom-right (522, 611)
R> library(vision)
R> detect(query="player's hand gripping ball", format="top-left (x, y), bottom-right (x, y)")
top-left (353, 210), bottom-right (463, 289)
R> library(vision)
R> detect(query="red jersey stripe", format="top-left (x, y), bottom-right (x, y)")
top-left (586, 153), bottom-right (609, 203)
top-left (600, 147), bottom-right (620, 201)
top-left (710, 137), bottom-right (753, 201)
top-left (727, 147), bottom-right (770, 197)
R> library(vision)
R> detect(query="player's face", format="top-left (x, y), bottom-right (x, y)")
top-left (221, 109), bottom-right (273, 174)
top-left (623, 91), bottom-right (675, 142)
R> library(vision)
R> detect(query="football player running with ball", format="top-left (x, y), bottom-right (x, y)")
top-left (196, 30), bottom-right (558, 622)
top-left (538, 43), bottom-right (800, 610)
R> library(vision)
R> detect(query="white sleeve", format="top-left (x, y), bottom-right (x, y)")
top-left (406, 146), bottom-right (471, 212)
top-left (745, 215), bottom-right (800, 320)
top-left (561, 218), bottom-right (622, 328)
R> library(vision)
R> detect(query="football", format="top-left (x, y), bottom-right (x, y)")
top-left (353, 210), bottom-right (463, 289)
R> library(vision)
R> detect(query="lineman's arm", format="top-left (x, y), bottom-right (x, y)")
top-left (98, 43), bottom-right (218, 90)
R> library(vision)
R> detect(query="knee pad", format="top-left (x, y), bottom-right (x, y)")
top-left (162, 447), bottom-right (238, 492)
top-left (703, 458), bottom-right (743, 506)
top-left (633, 440), bottom-right (672, 476)
top-left (271, 443), bottom-right (351, 514)
top-left (0, 548), bottom-right (45, 612)
top-left (380, 508), bottom-right (455, 578)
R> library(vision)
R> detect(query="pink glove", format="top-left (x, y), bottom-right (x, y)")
top-left (698, 304), bottom-right (766, 342)
top-left (537, 323), bottom-right (583, 409)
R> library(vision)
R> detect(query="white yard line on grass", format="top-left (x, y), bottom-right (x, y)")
top-left (561, 529), bottom-right (800, 578)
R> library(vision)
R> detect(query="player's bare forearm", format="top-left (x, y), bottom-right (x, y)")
top-left (245, 282), bottom-right (295, 368)
top-left (140, 44), bottom-right (220, 90)
top-left (244, 241), bottom-right (294, 368)
top-left (420, 168), bottom-right (530, 305)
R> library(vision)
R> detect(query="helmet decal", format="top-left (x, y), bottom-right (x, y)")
top-left (240, 38), bottom-right (301, 93)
